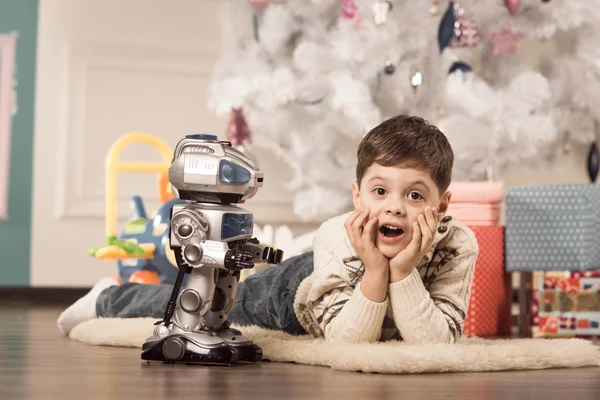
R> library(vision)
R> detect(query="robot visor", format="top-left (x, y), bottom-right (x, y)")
top-left (219, 159), bottom-right (251, 184)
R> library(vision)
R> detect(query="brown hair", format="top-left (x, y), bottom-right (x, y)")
top-left (356, 115), bottom-right (454, 194)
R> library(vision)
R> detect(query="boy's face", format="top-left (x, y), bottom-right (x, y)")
top-left (351, 163), bottom-right (451, 259)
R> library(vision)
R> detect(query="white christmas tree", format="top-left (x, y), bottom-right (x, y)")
top-left (208, 0), bottom-right (600, 221)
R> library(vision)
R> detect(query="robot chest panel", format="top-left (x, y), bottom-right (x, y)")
top-left (201, 209), bottom-right (254, 242)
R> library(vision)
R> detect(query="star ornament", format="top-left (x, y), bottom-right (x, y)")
top-left (488, 23), bottom-right (523, 56)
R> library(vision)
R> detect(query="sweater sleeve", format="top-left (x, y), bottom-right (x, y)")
top-left (304, 217), bottom-right (388, 343)
top-left (388, 233), bottom-right (478, 345)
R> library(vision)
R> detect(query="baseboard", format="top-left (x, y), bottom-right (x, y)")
top-left (0, 287), bottom-right (91, 305)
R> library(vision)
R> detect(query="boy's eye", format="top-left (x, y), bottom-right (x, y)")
top-left (375, 188), bottom-right (386, 196)
top-left (409, 191), bottom-right (423, 200)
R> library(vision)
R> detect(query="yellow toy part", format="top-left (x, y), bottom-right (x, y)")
top-left (90, 131), bottom-right (173, 258)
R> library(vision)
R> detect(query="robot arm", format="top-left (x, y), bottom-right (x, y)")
top-left (180, 239), bottom-right (255, 272)
top-left (241, 238), bottom-right (284, 265)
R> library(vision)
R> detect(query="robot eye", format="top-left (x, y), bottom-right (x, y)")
top-left (219, 160), bottom-right (251, 184)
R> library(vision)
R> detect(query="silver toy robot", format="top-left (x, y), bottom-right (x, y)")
top-left (141, 134), bottom-right (283, 365)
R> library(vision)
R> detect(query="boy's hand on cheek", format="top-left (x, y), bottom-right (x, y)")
top-left (389, 207), bottom-right (438, 283)
top-left (345, 209), bottom-right (389, 302)
top-left (344, 209), bottom-right (389, 276)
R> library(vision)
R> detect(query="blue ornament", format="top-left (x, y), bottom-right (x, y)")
top-left (438, 1), bottom-right (455, 53)
top-left (588, 141), bottom-right (599, 182)
top-left (448, 61), bottom-right (472, 75)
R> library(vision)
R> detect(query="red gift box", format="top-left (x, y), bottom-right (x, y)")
top-left (463, 226), bottom-right (512, 337)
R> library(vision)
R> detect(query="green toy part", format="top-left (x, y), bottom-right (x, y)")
top-left (124, 218), bottom-right (147, 234)
top-left (106, 235), bottom-right (146, 255)
top-left (88, 235), bottom-right (146, 257)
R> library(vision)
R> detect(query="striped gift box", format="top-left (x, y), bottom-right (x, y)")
top-left (447, 181), bottom-right (504, 226)
top-left (447, 204), bottom-right (501, 226)
top-left (448, 181), bottom-right (504, 204)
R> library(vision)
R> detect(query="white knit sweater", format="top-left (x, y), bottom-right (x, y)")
top-left (293, 211), bottom-right (479, 344)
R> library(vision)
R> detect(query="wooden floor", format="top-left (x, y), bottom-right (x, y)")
top-left (1, 305), bottom-right (600, 400)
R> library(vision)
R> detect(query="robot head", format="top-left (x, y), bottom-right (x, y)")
top-left (168, 134), bottom-right (264, 204)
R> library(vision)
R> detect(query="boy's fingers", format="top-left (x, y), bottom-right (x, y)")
top-left (418, 215), bottom-right (431, 252)
top-left (352, 209), bottom-right (369, 232)
top-left (362, 216), bottom-right (378, 244)
top-left (409, 221), bottom-right (421, 254)
top-left (426, 207), bottom-right (437, 234)
top-left (345, 211), bottom-right (363, 245)
top-left (345, 209), bottom-right (363, 229)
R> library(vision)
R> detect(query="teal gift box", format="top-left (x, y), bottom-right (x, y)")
top-left (505, 184), bottom-right (600, 272)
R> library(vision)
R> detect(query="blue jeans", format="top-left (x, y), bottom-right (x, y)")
top-left (96, 251), bottom-right (314, 336)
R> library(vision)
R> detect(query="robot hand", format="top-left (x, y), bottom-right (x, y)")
top-left (224, 250), bottom-right (254, 271)
top-left (242, 239), bottom-right (284, 265)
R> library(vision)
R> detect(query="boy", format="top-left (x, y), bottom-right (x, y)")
top-left (57, 115), bottom-right (478, 344)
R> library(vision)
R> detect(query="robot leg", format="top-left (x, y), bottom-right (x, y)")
top-left (202, 272), bottom-right (262, 363)
top-left (141, 266), bottom-right (239, 365)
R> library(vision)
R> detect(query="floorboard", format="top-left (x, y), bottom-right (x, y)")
top-left (0, 304), bottom-right (599, 400)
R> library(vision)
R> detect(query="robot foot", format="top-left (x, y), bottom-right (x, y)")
top-left (141, 328), bottom-right (239, 365)
top-left (209, 327), bottom-right (262, 363)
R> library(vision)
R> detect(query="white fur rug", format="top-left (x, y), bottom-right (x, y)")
top-left (69, 318), bottom-right (600, 374)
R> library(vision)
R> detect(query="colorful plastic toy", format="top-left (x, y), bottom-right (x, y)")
top-left (89, 132), bottom-right (183, 284)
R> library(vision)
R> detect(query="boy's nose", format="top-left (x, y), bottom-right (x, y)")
top-left (385, 203), bottom-right (405, 216)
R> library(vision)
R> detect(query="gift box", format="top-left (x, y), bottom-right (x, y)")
top-left (505, 184), bottom-right (600, 272)
top-left (447, 203), bottom-right (502, 226)
top-left (448, 181), bottom-right (505, 204)
top-left (531, 271), bottom-right (600, 338)
top-left (447, 181), bottom-right (504, 226)
top-left (463, 226), bottom-right (512, 337)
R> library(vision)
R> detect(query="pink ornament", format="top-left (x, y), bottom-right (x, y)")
top-left (226, 108), bottom-right (253, 146)
top-left (450, 18), bottom-right (480, 48)
top-left (249, 0), bottom-right (269, 12)
top-left (488, 23), bottom-right (523, 56)
top-left (340, 0), bottom-right (360, 27)
top-left (341, 0), bottom-right (356, 19)
top-left (504, 0), bottom-right (521, 15)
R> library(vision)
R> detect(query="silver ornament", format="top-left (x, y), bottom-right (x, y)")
top-left (410, 66), bottom-right (423, 101)
top-left (372, 1), bottom-right (392, 25)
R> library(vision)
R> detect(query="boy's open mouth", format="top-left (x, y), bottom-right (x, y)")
top-left (380, 225), bottom-right (404, 237)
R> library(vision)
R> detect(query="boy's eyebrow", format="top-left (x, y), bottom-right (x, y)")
top-left (367, 175), bottom-right (387, 183)
top-left (367, 177), bottom-right (431, 191)
top-left (410, 180), bottom-right (428, 187)
top-left (409, 180), bottom-right (431, 192)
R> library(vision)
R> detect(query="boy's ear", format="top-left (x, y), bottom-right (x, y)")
top-left (437, 191), bottom-right (452, 216)
top-left (351, 180), bottom-right (362, 210)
